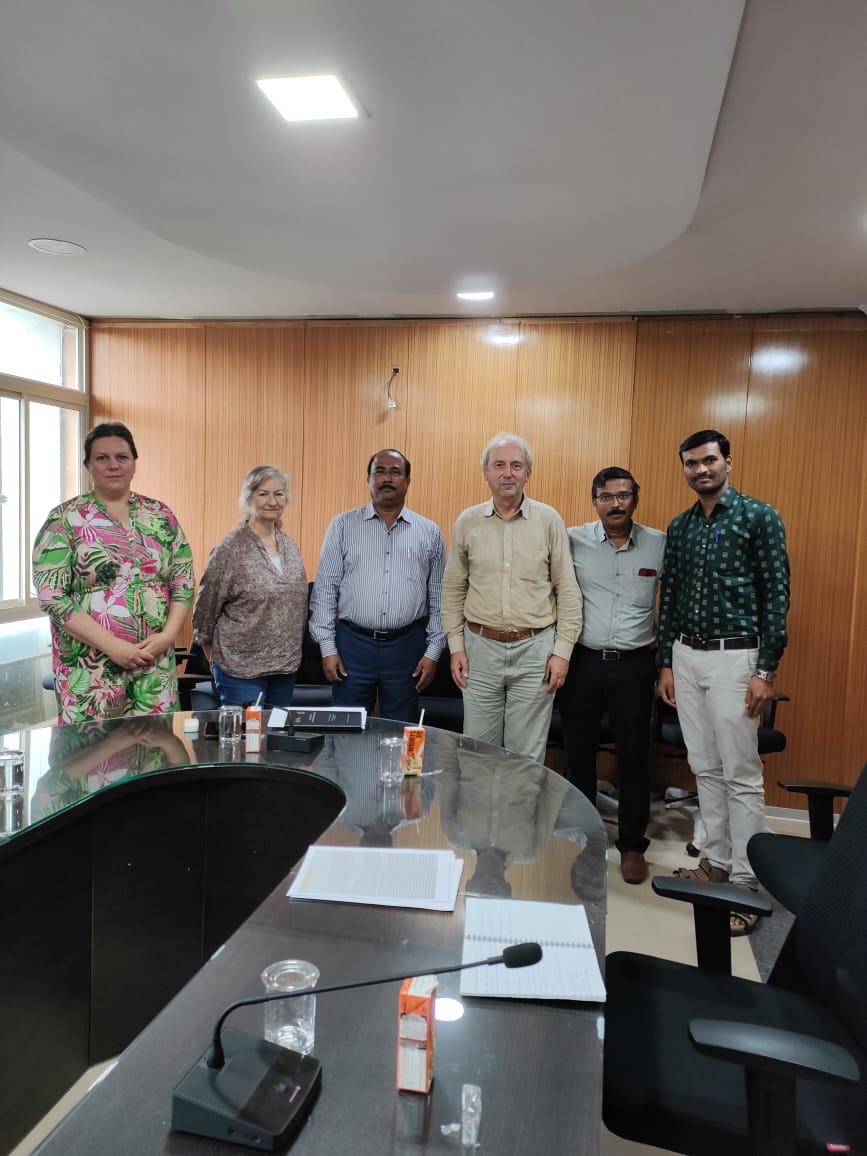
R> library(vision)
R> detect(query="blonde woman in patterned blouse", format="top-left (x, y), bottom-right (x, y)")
top-left (32, 422), bottom-right (195, 724)
top-left (192, 466), bottom-right (308, 707)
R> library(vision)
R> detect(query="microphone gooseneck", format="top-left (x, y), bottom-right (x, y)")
top-left (207, 941), bottom-right (543, 1068)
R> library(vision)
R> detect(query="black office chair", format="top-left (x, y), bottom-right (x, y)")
top-left (748, 777), bottom-right (854, 915)
top-left (603, 764), bottom-right (867, 1156)
top-left (658, 693), bottom-right (790, 855)
top-left (174, 642), bottom-right (219, 710)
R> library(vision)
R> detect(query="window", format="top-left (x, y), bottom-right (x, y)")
top-left (0, 298), bottom-right (82, 390)
top-left (0, 292), bottom-right (87, 619)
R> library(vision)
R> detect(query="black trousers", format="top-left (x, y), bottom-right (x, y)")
top-left (558, 646), bottom-right (656, 853)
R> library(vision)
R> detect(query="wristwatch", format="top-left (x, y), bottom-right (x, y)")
top-left (753, 669), bottom-right (775, 684)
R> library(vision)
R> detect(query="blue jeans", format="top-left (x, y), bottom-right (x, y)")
top-left (211, 664), bottom-right (297, 709)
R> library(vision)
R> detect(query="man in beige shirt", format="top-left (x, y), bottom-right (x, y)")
top-left (441, 433), bottom-right (583, 763)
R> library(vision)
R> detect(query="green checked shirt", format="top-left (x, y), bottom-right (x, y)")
top-left (657, 485), bottom-right (790, 671)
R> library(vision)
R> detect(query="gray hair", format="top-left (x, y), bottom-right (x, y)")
top-left (239, 465), bottom-right (291, 527)
top-left (481, 432), bottom-right (533, 471)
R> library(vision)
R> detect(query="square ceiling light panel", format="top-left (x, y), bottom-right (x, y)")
top-left (257, 75), bottom-right (359, 121)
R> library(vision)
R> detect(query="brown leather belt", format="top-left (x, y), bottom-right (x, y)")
top-left (466, 621), bottom-right (548, 643)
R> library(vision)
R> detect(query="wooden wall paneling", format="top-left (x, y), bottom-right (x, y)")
top-left (630, 319), bottom-right (753, 792)
top-left (202, 326), bottom-right (306, 564)
top-left (515, 320), bottom-right (636, 525)
top-left (301, 324), bottom-right (410, 573)
top-left (845, 418), bottom-right (867, 780)
top-left (403, 322), bottom-right (519, 543)
top-left (90, 325), bottom-right (207, 645)
top-left (742, 320), bottom-right (867, 796)
top-left (630, 318), bottom-right (753, 534)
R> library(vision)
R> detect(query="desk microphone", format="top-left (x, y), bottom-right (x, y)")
top-left (172, 942), bottom-right (543, 1151)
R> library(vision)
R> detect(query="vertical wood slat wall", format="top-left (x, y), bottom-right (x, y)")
top-left (90, 314), bottom-right (867, 797)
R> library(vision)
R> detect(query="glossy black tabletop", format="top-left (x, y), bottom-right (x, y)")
top-left (1, 712), bottom-right (608, 1155)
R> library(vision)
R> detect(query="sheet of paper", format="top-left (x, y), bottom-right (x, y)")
top-left (288, 845), bottom-right (462, 911)
top-left (459, 896), bottom-right (606, 1002)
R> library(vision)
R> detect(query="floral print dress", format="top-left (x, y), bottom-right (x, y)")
top-left (32, 492), bottom-right (195, 723)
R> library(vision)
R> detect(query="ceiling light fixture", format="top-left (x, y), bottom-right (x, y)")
top-left (257, 75), bottom-right (359, 121)
top-left (27, 238), bottom-right (87, 255)
top-left (457, 290), bottom-right (495, 301)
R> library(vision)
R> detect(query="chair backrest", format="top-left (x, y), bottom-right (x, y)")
top-left (791, 763), bottom-right (867, 1052)
top-left (653, 696), bottom-right (787, 757)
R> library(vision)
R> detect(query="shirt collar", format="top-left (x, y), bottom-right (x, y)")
top-left (690, 482), bottom-right (738, 517)
top-left (594, 518), bottom-right (639, 547)
top-left (483, 496), bottom-right (529, 519)
top-left (364, 501), bottom-right (411, 524)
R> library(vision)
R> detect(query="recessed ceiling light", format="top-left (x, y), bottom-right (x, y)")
top-left (27, 238), bottom-right (87, 255)
top-left (457, 290), bottom-right (495, 301)
top-left (257, 75), bottom-right (359, 121)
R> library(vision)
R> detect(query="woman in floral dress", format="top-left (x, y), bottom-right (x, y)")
top-left (32, 421), bottom-right (195, 723)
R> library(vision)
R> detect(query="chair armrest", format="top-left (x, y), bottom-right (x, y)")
top-left (689, 1019), bottom-right (860, 1084)
top-left (777, 779), bottom-right (853, 840)
top-left (777, 779), bottom-right (852, 799)
top-left (652, 877), bottom-right (772, 974)
top-left (763, 691), bottom-right (789, 728)
top-left (652, 876), bottom-right (773, 917)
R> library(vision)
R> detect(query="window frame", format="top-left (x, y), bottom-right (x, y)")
top-left (0, 289), bottom-right (88, 625)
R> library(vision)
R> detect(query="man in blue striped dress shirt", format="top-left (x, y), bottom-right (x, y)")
top-left (309, 449), bottom-right (447, 723)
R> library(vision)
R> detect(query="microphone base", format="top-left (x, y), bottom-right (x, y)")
top-left (266, 730), bottom-right (325, 754)
top-left (171, 1028), bottom-right (321, 1151)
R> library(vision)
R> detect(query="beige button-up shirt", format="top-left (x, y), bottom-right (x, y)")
top-left (441, 497), bottom-right (583, 661)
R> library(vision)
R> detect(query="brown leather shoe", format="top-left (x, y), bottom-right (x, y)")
top-left (620, 851), bottom-right (648, 884)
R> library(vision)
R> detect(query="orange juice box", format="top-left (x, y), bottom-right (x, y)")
top-left (397, 975), bottom-right (437, 1093)
top-left (402, 725), bottom-right (426, 776)
top-left (245, 704), bottom-right (262, 754)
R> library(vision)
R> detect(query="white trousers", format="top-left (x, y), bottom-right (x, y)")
top-left (462, 625), bottom-right (556, 765)
top-left (672, 639), bottom-right (765, 885)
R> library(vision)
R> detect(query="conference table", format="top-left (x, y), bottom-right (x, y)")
top-left (0, 711), bottom-right (607, 1155)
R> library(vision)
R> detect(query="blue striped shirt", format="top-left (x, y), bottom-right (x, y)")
top-left (309, 503), bottom-right (447, 660)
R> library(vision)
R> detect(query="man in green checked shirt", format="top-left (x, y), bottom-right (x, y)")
top-left (657, 430), bottom-right (790, 936)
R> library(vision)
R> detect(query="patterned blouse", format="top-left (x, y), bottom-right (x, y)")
top-left (192, 524), bottom-right (308, 678)
top-left (32, 491), bottom-right (195, 723)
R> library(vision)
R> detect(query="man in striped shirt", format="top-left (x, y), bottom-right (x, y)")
top-left (309, 449), bottom-right (446, 724)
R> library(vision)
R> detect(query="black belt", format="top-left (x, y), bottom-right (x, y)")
top-left (340, 618), bottom-right (426, 642)
top-left (578, 644), bottom-right (651, 662)
top-left (677, 633), bottom-right (758, 651)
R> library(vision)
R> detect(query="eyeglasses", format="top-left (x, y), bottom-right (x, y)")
top-left (372, 467), bottom-right (406, 478)
top-left (594, 492), bottom-right (634, 504)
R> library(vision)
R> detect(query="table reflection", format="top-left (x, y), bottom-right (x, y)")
top-left (31, 716), bottom-right (190, 819)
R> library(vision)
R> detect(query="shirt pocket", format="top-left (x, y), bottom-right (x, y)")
top-left (712, 521), bottom-right (752, 575)
top-left (626, 571), bottom-right (658, 609)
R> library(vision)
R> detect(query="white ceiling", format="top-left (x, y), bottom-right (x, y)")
top-left (1, 0), bottom-right (865, 320)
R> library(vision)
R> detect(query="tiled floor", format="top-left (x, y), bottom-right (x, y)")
top-left (11, 795), bottom-right (810, 1156)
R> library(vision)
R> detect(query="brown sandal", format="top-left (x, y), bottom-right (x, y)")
top-left (730, 909), bottom-right (760, 936)
top-left (672, 856), bottom-right (730, 884)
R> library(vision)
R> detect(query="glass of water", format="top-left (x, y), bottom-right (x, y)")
top-left (218, 705), bottom-right (243, 744)
top-left (0, 750), bottom-right (24, 795)
top-left (261, 959), bottom-right (320, 1055)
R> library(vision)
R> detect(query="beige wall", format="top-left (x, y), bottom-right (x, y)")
top-left (90, 313), bottom-right (867, 798)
